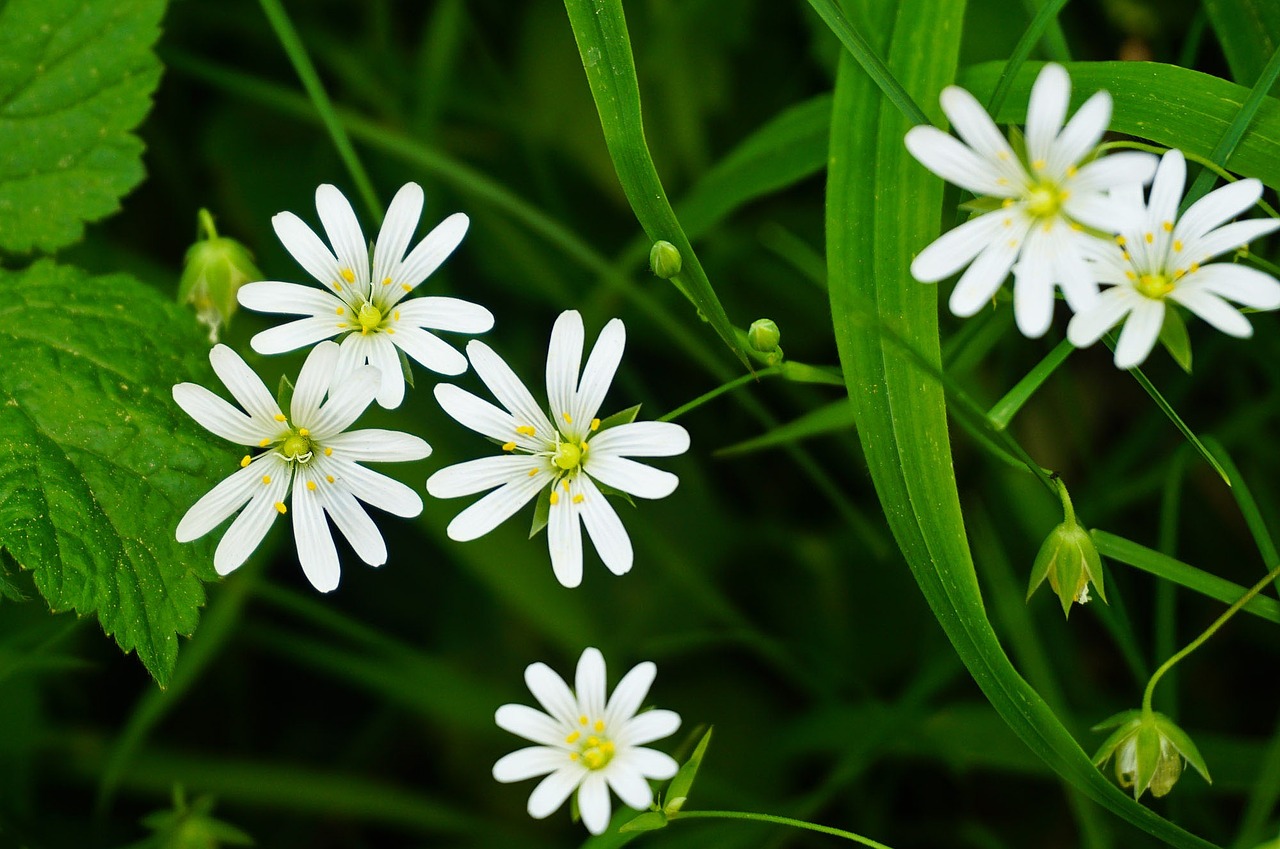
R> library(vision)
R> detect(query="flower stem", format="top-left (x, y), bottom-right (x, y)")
top-left (659, 367), bottom-right (782, 422)
top-left (671, 810), bottom-right (895, 849)
top-left (196, 208), bottom-right (218, 241)
top-left (1095, 141), bottom-right (1280, 219)
top-left (1142, 561), bottom-right (1280, 713)
top-left (1054, 475), bottom-right (1077, 526)
top-left (257, 0), bottom-right (383, 223)
top-left (987, 337), bottom-right (1074, 430)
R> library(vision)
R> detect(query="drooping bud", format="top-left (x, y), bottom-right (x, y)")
top-left (1027, 480), bottom-right (1105, 617)
top-left (178, 209), bottom-right (262, 343)
top-left (649, 240), bottom-right (683, 279)
top-left (1092, 709), bottom-right (1210, 800)
top-left (747, 319), bottom-right (781, 354)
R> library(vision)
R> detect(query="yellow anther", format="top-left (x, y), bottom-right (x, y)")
top-left (326, 474), bottom-right (335, 483)
top-left (1066, 165), bottom-right (1078, 177)
top-left (382, 277), bottom-right (392, 286)
top-left (393, 310), bottom-right (400, 322)
top-left (336, 306), bottom-right (345, 316)
top-left (1003, 217), bottom-right (1012, 227)
top-left (562, 412), bottom-right (573, 424)
top-left (996, 177), bottom-right (1009, 186)
top-left (562, 479), bottom-right (570, 491)
top-left (1008, 239), bottom-right (1018, 248)
top-left (324, 447), bottom-right (333, 456)
top-left (1125, 270), bottom-right (1137, 281)
top-left (594, 719), bottom-right (605, 732)
top-left (573, 494), bottom-right (585, 504)
top-left (1144, 232), bottom-right (1154, 244)
top-left (306, 480), bottom-right (316, 491)
top-left (386, 328), bottom-right (396, 335)
top-left (274, 501), bottom-right (287, 514)
top-left (566, 731), bottom-right (581, 744)
top-left (1070, 223), bottom-right (1082, 231)
top-left (259, 438), bottom-right (270, 448)
top-left (1173, 269), bottom-right (1185, 280)
top-left (580, 441), bottom-right (589, 453)
top-left (1002, 198), bottom-right (1015, 208)
top-left (298, 428), bottom-right (309, 437)
top-left (274, 413), bottom-right (287, 422)
top-left (569, 752), bottom-right (580, 761)
top-left (502, 441), bottom-right (517, 452)
top-left (240, 455), bottom-right (251, 468)
top-left (340, 268), bottom-right (355, 283)
top-left (586, 736), bottom-right (600, 747)
top-left (333, 282), bottom-right (342, 291)
top-left (1190, 262), bottom-right (1200, 273)
top-left (590, 418), bottom-right (600, 431)
top-left (528, 468), bottom-right (538, 477)
top-left (1173, 240), bottom-right (1183, 252)
top-left (579, 715), bottom-right (589, 725)
top-left (550, 491), bottom-right (560, 505)
top-left (401, 283), bottom-right (412, 292)
top-left (261, 475), bottom-right (271, 485)
top-left (1121, 251), bottom-right (1130, 261)
top-left (997, 150), bottom-right (1009, 160)
top-left (1116, 235), bottom-right (1127, 246)
top-left (1032, 158), bottom-right (1046, 171)
top-left (1162, 221), bottom-right (1173, 232)
top-left (516, 425), bottom-right (536, 436)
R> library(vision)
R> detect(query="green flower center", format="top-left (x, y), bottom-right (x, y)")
top-left (566, 719), bottom-right (615, 771)
top-left (280, 428), bottom-right (315, 462)
top-left (1136, 273), bottom-right (1175, 300)
top-left (357, 303), bottom-right (383, 333)
top-left (1026, 181), bottom-right (1068, 219)
top-left (552, 440), bottom-right (582, 471)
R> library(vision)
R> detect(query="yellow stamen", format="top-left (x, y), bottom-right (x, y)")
top-left (1162, 221), bottom-right (1173, 232)
top-left (594, 719), bottom-right (604, 732)
top-left (1116, 235), bottom-right (1127, 246)
top-left (1032, 158), bottom-right (1046, 171)
top-left (274, 413), bottom-right (286, 422)
top-left (402, 283), bottom-right (412, 292)
top-left (1125, 270), bottom-right (1137, 281)
top-left (1003, 217), bottom-right (1012, 227)
top-left (562, 479), bottom-right (570, 491)
top-left (516, 425), bottom-right (536, 436)
top-left (502, 441), bottom-right (517, 452)
top-left (569, 752), bottom-right (579, 761)
top-left (1002, 198), bottom-right (1015, 208)
top-left (333, 282), bottom-right (342, 291)
top-left (306, 480), bottom-right (316, 491)
top-left (298, 428), bottom-right (309, 437)
top-left (562, 412), bottom-right (573, 424)
top-left (340, 268), bottom-right (355, 283)
top-left (996, 177), bottom-right (1009, 186)
top-left (590, 418), bottom-right (600, 431)
top-left (259, 438), bottom-right (270, 448)
top-left (394, 310), bottom-right (400, 322)
top-left (386, 328), bottom-right (396, 335)
top-left (240, 455), bottom-right (251, 468)
top-left (261, 475), bottom-right (271, 485)
top-left (1066, 165), bottom-right (1078, 177)
top-left (573, 494), bottom-right (585, 504)
top-left (1121, 251), bottom-right (1130, 261)
top-left (566, 731), bottom-right (581, 744)
top-left (326, 475), bottom-right (335, 484)
top-left (1190, 262), bottom-right (1200, 273)
top-left (382, 277), bottom-right (392, 286)
top-left (336, 306), bottom-right (344, 316)
top-left (550, 491), bottom-right (560, 505)
top-left (1173, 240), bottom-right (1183, 252)
top-left (580, 441), bottom-right (589, 453)
top-left (528, 468), bottom-right (538, 477)
top-left (274, 502), bottom-right (287, 514)
top-left (1144, 232), bottom-right (1154, 244)
top-left (579, 716), bottom-right (589, 725)
top-left (324, 447), bottom-right (333, 456)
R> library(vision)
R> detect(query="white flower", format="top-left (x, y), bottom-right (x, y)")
top-left (426, 310), bottom-right (690, 588)
top-left (493, 647), bottom-right (681, 835)
top-left (173, 341), bottom-right (430, 592)
top-left (237, 182), bottom-right (494, 409)
top-left (905, 62), bottom-right (1159, 337)
top-left (1068, 149), bottom-right (1280, 368)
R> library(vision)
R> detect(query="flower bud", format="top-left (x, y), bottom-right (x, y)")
top-left (748, 318), bottom-right (781, 354)
top-left (649, 240), bottom-right (682, 279)
top-left (1092, 710), bottom-right (1211, 800)
top-left (178, 210), bottom-right (262, 342)
top-left (1027, 518), bottom-right (1105, 618)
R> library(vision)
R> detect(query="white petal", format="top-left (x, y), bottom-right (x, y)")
top-left (426, 455), bottom-right (546, 498)
top-left (316, 184), bottom-right (370, 294)
top-left (605, 661), bottom-right (655, 727)
top-left (291, 340), bottom-right (341, 424)
top-left (306, 365), bottom-right (379, 437)
top-left (361, 334), bottom-right (402, 410)
top-left (333, 333), bottom-right (372, 395)
top-left (1175, 177), bottom-right (1263, 246)
top-left (323, 456), bottom-right (423, 517)
top-left (493, 747), bottom-right (566, 783)
top-left (527, 767), bottom-right (584, 820)
top-left (573, 318), bottom-right (626, 430)
top-left (576, 771), bottom-right (612, 835)
top-left (1169, 288), bottom-right (1254, 337)
top-left (209, 344), bottom-right (281, 424)
top-left (621, 710), bottom-right (681, 747)
top-left (391, 212), bottom-right (469, 300)
top-left (1069, 152), bottom-right (1158, 194)
top-left (1114, 299), bottom-right (1165, 369)
top-left (621, 746), bottom-right (679, 780)
top-left (525, 661), bottom-right (579, 726)
top-left (396, 296), bottom-right (495, 333)
top-left (1182, 218), bottom-right (1280, 265)
top-left (1062, 192), bottom-right (1144, 234)
top-left (1047, 90), bottom-right (1110, 177)
top-left (946, 221), bottom-right (1025, 317)
top-left (938, 85), bottom-right (1019, 171)
top-left (173, 384), bottom-right (268, 446)
top-left (578, 476), bottom-right (633, 576)
top-left (575, 647), bottom-right (607, 719)
top-left (605, 765), bottom-right (653, 811)
top-left (445, 470), bottom-right (545, 541)
top-left (466, 340), bottom-right (556, 437)
top-left (1025, 63), bottom-right (1069, 166)
top-left (1054, 237), bottom-right (1101, 314)
top-left (588, 421), bottom-right (689, 458)
top-left (373, 182), bottom-right (424, 286)
top-left (495, 704), bottom-right (567, 748)
top-left (911, 212), bottom-right (1010, 283)
top-left (175, 460), bottom-right (265, 542)
top-left (904, 125), bottom-right (1011, 196)
top-left (586, 456), bottom-right (678, 500)
top-left (433, 384), bottom-right (542, 451)
top-left (237, 280), bottom-right (338, 316)
top-left (272, 210), bottom-right (341, 287)
top-left (317, 481), bottom-right (387, 567)
top-left (1145, 149), bottom-right (1185, 233)
top-left (250, 317), bottom-right (341, 356)
top-left (1180, 263), bottom-right (1280, 309)
top-left (292, 466), bottom-right (341, 593)
top-left (213, 468), bottom-right (292, 576)
top-left (325, 429), bottom-right (431, 462)
top-left (1068, 287), bottom-right (1139, 348)
top-left (391, 325), bottom-right (468, 376)
top-left (549, 479), bottom-right (584, 588)
top-left (546, 310), bottom-right (585, 428)
top-left (1011, 229), bottom-right (1057, 338)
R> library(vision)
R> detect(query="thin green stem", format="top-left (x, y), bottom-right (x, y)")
top-left (196, 208), bottom-right (218, 240)
top-left (986, 0), bottom-right (1072, 116)
top-left (659, 368), bottom-right (781, 422)
top-left (1142, 562), bottom-right (1280, 713)
top-left (1176, 9), bottom-right (1208, 69)
top-left (1054, 475), bottom-right (1077, 525)
top-left (672, 810), bottom-right (894, 849)
top-left (1096, 140), bottom-right (1280, 218)
top-left (988, 337), bottom-right (1074, 430)
top-left (258, 0), bottom-right (383, 223)
top-left (1243, 251), bottom-right (1280, 278)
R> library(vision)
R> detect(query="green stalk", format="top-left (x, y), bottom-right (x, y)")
top-left (986, 0), bottom-right (1073, 115)
top-left (988, 338), bottom-right (1074, 430)
top-left (672, 810), bottom-right (893, 849)
top-left (659, 368), bottom-right (781, 422)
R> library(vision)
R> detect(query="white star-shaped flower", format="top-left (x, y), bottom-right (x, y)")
top-left (493, 647), bottom-right (681, 835)
top-left (173, 341), bottom-right (430, 592)
top-left (426, 310), bottom-right (690, 588)
top-left (1068, 149), bottom-right (1280, 368)
top-left (238, 182), bottom-right (494, 409)
top-left (905, 62), bottom-right (1158, 337)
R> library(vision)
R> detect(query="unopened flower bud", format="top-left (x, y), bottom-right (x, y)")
top-left (1027, 490), bottom-right (1105, 617)
top-left (1092, 710), bottom-right (1210, 800)
top-left (649, 240), bottom-right (682, 279)
top-left (748, 319), bottom-right (781, 353)
top-left (179, 210), bottom-right (262, 342)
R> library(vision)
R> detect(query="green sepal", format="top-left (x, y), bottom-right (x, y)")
top-left (1152, 712), bottom-right (1212, 784)
top-left (958, 196), bottom-right (1005, 215)
top-left (619, 811), bottom-right (669, 833)
top-left (593, 480), bottom-right (636, 509)
top-left (664, 726), bottom-right (712, 815)
top-left (529, 485), bottom-right (552, 539)
top-left (1091, 714), bottom-right (1141, 769)
top-left (1158, 307), bottom-right (1193, 373)
top-left (595, 404), bottom-right (642, 433)
top-left (1134, 721), bottom-right (1163, 800)
top-left (1091, 708), bottom-right (1141, 734)
top-left (276, 374), bottom-right (296, 415)
top-left (1081, 528), bottom-right (1106, 603)
top-left (397, 345), bottom-right (415, 390)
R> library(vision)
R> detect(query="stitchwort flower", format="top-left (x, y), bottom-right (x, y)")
top-left (1068, 149), bottom-right (1280, 368)
top-left (238, 182), bottom-right (494, 408)
top-left (173, 341), bottom-right (430, 592)
top-left (493, 647), bottom-right (681, 835)
top-left (426, 310), bottom-right (690, 588)
top-left (905, 62), bottom-right (1158, 337)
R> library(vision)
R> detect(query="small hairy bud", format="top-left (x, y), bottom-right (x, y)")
top-left (649, 240), bottom-right (683, 279)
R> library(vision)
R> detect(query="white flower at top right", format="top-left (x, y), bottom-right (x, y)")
top-left (1067, 149), bottom-right (1280, 369)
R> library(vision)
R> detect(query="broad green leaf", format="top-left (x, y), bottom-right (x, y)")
top-left (0, 260), bottom-right (232, 685)
top-left (561, 0), bottom-right (749, 368)
top-left (825, 2), bottom-right (1219, 846)
top-left (0, 0), bottom-right (166, 253)
top-left (959, 61), bottom-right (1280, 190)
top-left (1203, 0), bottom-right (1280, 86)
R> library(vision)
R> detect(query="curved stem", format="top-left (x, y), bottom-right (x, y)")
top-left (671, 810), bottom-right (895, 849)
top-left (1142, 562), bottom-right (1280, 713)
top-left (196, 208), bottom-right (218, 241)
top-left (659, 367), bottom-right (781, 422)
top-left (1055, 475), bottom-right (1077, 526)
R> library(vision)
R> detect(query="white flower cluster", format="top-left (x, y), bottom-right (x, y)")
top-left (907, 63), bottom-right (1280, 368)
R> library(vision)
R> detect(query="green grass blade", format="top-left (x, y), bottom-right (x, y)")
top-left (561, 0), bottom-right (749, 368)
top-left (1203, 437), bottom-right (1280, 572)
top-left (987, 338), bottom-right (1074, 430)
top-left (1202, 0), bottom-right (1280, 86)
top-left (825, 1), bottom-right (1221, 843)
top-left (986, 0), bottom-right (1072, 115)
top-left (1092, 530), bottom-right (1280, 624)
top-left (716, 399), bottom-right (856, 458)
top-left (1119, 353), bottom-right (1230, 485)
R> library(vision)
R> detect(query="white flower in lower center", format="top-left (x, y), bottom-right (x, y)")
top-left (426, 310), bottom-right (690, 587)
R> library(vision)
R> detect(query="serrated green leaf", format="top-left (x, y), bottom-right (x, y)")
top-left (0, 0), bottom-right (167, 253)
top-left (663, 726), bottom-right (711, 814)
top-left (595, 404), bottom-right (641, 433)
top-left (0, 260), bottom-right (234, 685)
